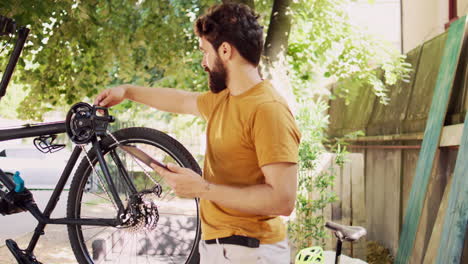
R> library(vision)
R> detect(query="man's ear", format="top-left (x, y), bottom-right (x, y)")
top-left (218, 42), bottom-right (232, 61)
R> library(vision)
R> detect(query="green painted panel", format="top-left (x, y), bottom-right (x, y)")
top-left (367, 46), bottom-right (422, 136)
top-left (328, 82), bottom-right (377, 137)
top-left (403, 33), bottom-right (447, 134)
top-left (435, 114), bottom-right (468, 263)
top-left (395, 16), bottom-right (468, 264)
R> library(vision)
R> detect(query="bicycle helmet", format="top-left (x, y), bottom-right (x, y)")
top-left (295, 246), bottom-right (324, 264)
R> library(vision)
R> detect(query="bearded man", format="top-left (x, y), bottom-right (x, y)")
top-left (94, 3), bottom-right (301, 263)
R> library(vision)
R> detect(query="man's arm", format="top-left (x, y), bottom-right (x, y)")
top-left (94, 84), bottom-right (202, 116)
top-left (152, 162), bottom-right (298, 216)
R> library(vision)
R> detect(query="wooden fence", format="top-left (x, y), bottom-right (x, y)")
top-left (297, 146), bottom-right (465, 263)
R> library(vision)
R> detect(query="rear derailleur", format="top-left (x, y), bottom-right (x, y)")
top-left (118, 185), bottom-right (162, 232)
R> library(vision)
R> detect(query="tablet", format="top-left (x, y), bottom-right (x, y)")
top-left (119, 145), bottom-right (170, 170)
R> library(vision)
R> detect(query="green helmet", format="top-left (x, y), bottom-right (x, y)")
top-left (295, 246), bottom-right (324, 264)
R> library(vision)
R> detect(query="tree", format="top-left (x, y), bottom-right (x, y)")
top-left (1, 0), bottom-right (214, 120)
top-left (1, 0), bottom-right (408, 120)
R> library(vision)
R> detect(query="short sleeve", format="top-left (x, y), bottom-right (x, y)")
top-left (252, 102), bottom-right (301, 167)
top-left (196, 91), bottom-right (217, 120)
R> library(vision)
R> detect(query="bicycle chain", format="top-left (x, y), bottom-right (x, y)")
top-left (79, 144), bottom-right (119, 211)
top-left (105, 130), bottom-right (160, 186)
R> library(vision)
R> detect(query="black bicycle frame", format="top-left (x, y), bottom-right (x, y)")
top-left (0, 122), bottom-right (133, 254)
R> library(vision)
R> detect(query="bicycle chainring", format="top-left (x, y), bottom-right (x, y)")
top-left (66, 102), bottom-right (95, 144)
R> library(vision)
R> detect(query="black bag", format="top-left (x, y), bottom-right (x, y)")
top-left (0, 189), bottom-right (32, 215)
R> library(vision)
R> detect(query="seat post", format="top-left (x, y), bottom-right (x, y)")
top-left (335, 239), bottom-right (342, 264)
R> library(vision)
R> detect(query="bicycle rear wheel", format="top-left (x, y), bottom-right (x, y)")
top-left (67, 127), bottom-right (201, 264)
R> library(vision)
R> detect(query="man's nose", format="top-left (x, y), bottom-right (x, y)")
top-left (201, 60), bottom-right (209, 72)
top-left (201, 59), bottom-right (207, 70)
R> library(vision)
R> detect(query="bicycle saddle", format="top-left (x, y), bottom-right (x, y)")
top-left (325, 221), bottom-right (367, 242)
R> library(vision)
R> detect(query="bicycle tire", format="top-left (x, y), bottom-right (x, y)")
top-left (67, 127), bottom-right (201, 264)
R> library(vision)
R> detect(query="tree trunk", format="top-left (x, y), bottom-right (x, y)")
top-left (222, 0), bottom-right (255, 9)
top-left (263, 0), bottom-right (292, 64)
top-left (222, 0), bottom-right (292, 68)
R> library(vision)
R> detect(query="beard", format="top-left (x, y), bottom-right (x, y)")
top-left (206, 56), bottom-right (228, 94)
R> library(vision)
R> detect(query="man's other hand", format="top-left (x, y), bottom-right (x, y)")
top-left (151, 162), bottom-right (208, 199)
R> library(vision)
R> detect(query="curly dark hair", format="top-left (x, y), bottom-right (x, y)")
top-left (194, 3), bottom-right (264, 66)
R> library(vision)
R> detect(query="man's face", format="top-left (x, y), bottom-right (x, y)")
top-left (199, 37), bottom-right (228, 93)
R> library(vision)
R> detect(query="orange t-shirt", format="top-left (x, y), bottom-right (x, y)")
top-left (196, 80), bottom-right (301, 244)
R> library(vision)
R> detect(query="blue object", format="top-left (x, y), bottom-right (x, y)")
top-left (13, 171), bottom-right (24, 193)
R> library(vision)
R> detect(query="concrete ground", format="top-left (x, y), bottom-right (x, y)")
top-left (0, 190), bottom-right (75, 264)
top-left (0, 190), bottom-right (200, 264)
top-left (0, 224), bottom-right (76, 264)
top-left (0, 191), bottom-right (367, 264)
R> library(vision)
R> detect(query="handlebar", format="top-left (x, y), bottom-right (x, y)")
top-left (0, 16), bottom-right (16, 36)
top-left (0, 16), bottom-right (29, 101)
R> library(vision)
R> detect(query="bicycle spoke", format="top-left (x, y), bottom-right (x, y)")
top-left (84, 226), bottom-right (112, 244)
top-left (81, 226), bottom-right (108, 231)
top-left (158, 212), bottom-right (197, 217)
top-left (160, 188), bottom-right (176, 202)
top-left (102, 231), bottom-right (128, 264)
top-left (82, 192), bottom-right (112, 204)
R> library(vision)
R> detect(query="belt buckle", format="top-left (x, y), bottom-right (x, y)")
top-left (245, 237), bottom-right (260, 248)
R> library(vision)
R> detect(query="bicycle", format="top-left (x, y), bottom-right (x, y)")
top-left (0, 16), bottom-right (201, 264)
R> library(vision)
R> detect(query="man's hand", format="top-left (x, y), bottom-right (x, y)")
top-left (94, 85), bottom-right (128, 107)
top-left (150, 162), bottom-right (208, 199)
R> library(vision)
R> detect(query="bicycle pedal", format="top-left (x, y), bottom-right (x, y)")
top-left (5, 239), bottom-right (43, 264)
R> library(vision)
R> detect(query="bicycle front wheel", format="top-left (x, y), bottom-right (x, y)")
top-left (67, 127), bottom-right (201, 264)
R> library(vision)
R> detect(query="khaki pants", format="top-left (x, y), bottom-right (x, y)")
top-left (199, 238), bottom-right (290, 264)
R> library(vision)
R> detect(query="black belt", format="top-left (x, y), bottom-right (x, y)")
top-left (204, 235), bottom-right (260, 248)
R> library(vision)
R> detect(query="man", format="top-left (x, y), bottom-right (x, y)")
top-left (94, 3), bottom-right (301, 263)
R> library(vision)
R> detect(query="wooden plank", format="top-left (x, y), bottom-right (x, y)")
top-left (383, 149), bottom-right (402, 256)
top-left (323, 182), bottom-right (333, 249)
top-left (436, 116), bottom-right (468, 263)
top-left (395, 15), bottom-right (468, 264)
top-left (342, 157), bottom-right (352, 256)
top-left (440, 124), bottom-right (464, 146)
top-left (309, 169), bottom-right (321, 246)
top-left (349, 152), bottom-right (366, 259)
top-left (401, 149), bottom-right (419, 221)
top-left (364, 148), bottom-right (401, 256)
top-left (365, 149), bottom-right (378, 244)
top-left (330, 155), bottom-right (342, 251)
top-left (322, 154), bottom-right (334, 250)
top-left (422, 175), bottom-right (453, 263)
top-left (409, 151), bottom-right (443, 264)
top-left (461, 228), bottom-right (468, 263)
top-left (361, 149), bottom-right (401, 255)
top-left (375, 151), bottom-right (387, 250)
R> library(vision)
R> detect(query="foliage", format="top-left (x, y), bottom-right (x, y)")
top-left (287, 0), bottom-right (411, 104)
top-left (271, 0), bottom-right (412, 250)
top-left (287, 98), bottom-right (345, 250)
top-left (0, 83), bottom-right (28, 119)
top-left (0, 0), bottom-right (214, 120)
